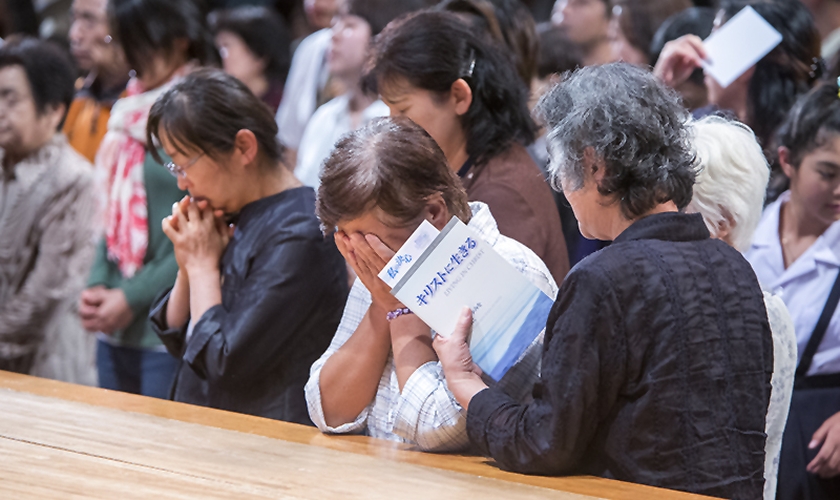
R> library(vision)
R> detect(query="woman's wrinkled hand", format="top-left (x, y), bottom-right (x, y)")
top-left (432, 307), bottom-right (487, 409)
top-left (335, 231), bottom-right (403, 312)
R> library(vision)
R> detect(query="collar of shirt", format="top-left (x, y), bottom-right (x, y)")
top-left (613, 211), bottom-right (709, 244)
top-left (466, 201), bottom-right (501, 247)
top-left (1, 134), bottom-right (64, 188)
top-left (748, 191), bottom-right (840, 289)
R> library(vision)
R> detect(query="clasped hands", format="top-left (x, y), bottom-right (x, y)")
top-left (162, 196), bottom-right (233, 277)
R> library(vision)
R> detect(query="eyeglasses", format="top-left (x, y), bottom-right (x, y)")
top-left (164, 153), bottom-right (203, 178)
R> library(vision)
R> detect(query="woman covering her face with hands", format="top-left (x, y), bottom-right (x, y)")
top-left (147, 69), bottom-right (348, 423)
top-left (304, 117), bottom-right (557, 452)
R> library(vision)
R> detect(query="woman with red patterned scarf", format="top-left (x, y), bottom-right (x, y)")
top-left (79, 0), bottom-right (216, 398)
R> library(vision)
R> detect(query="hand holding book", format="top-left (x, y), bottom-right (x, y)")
top-left (432, 307), bottom-right (488, 410)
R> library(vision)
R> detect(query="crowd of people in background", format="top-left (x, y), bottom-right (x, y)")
top-left (2, 0), bottom-right (840, 498)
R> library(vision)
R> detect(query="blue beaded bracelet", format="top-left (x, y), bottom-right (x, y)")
top-left (386, 307), bottom-right (413, 321)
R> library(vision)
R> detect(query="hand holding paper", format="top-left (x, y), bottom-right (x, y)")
top-left (701, 6), bottom-right (782, 88)
top-left (653, 6), bottom-right (782, 89)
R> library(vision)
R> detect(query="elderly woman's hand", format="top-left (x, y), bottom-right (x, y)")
top-left (162, 198), bottom-right (229, 275)
top-left (335, 231), bottom-right (404, 313)
top-left (653, 34), bottom-right (707, 89)
top-left (433, 307), bottom-right (488, 410)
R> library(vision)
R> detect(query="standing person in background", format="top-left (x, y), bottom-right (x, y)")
top-left (210, 6), bottom-right (291, 114)
top-left (655, 0), bottom-right (821, 202)
top-left (294, 0), bottom-right (425, 188)
top-left (79, 0), bottom-right (216, 399)
top-left (746, 83), bottom-right (840, 500)
top-left (275, 0), bottom-right (343, 169)
top-left (64, 0), bottom-right (129, 163)
top-left (0, 38), bottom-right (98, 381)
top-left (365, 11), bottom-right (570, 285)
top-left (551, 0), bottom-right (614, 67)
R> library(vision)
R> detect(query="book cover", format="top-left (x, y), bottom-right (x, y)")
top-left (383, 216), bottom-right (554, 381)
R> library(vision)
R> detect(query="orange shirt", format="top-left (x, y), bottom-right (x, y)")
top-left (63, 96), bottom-right (113, 164)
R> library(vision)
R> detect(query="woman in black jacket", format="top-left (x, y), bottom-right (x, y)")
top-left (147, 69), bottom-right (348, 424)
top-left (434, 63), bottom-right (774, 499)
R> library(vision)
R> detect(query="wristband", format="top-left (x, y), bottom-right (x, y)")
top-left (386, 307), bottom-right (413, 321)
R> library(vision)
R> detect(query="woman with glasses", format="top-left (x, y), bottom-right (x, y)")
top-left (146, 69), bottom-right (348, 423)
top-left (79, 0), bottom-right (215, 398)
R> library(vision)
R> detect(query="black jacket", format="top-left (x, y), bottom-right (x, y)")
top-left (150, 187), bottom-right (348, 425)
top-left (467, 212), bottom-right (773, 499)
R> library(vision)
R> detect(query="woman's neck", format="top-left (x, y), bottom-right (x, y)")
top-left (607, 201), bottom-right (679, 240)
top-left (244, 74), bottom-right (270, 100)
top-left (441, 132), bottom-right (470, 175)
top-left (239, 162), bottom-right (303, 209)
top-left (779, 196), bottom-right (830, 267)
top-left (582, 40), bottom-right (614, 67)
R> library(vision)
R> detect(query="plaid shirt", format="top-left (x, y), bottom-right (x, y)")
top-left (305, 202), bottom-right (558, 452)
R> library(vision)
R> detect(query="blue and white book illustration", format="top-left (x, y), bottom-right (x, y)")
top-left (385, 216), bottom-right (553, 381)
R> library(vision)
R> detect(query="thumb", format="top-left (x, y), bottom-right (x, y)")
top-left (812, 420), bottom-right (832, 449)
top-left (452, 307), bottom-right (473, 345)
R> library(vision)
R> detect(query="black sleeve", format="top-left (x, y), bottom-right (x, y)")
top-left (148, 287), bottom-right (189, 358)
top-left (466, 267), bottom-right (627, 475)
top-left (180, 234), bottom-right (337, 387)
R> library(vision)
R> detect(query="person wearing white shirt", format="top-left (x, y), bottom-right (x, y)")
top-left (294, 0), bottom-right (424, 188)
top-left (745, 83), bottom-right (840, 500)
top-left (306, 117), bottom-right (557, 452)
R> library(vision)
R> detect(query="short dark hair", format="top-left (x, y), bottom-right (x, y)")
top-left (317, 117), bottom-right (472, 233)
top-left (0, 36), bottom-right (76, 129)
top-left (721, 0), bottom-right (821, 152)
top-left (777, 82), bottom-right (840, 168)
top-left (438, 0), bottom-right (539, 86)
top-left (208, 6), bottom-right (291, 84)
top-left (110, 0), bottom-right (217, 78)
top-left (365, 10), bottom-right (537, 167)
top-left (147, 68), bottom-right (282, 167)
top-left (537, 63), bottom-right (697, 219)
top-left (613, 0), bottom-right (692, 65)
top-left (347, 0), bottom-right (427, 37)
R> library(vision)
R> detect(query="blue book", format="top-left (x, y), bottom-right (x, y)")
top-left (381, 216), bottom-right (553, 381)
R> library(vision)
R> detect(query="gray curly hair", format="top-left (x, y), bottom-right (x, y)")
top-left (536, 63), bottom-right (697, 219)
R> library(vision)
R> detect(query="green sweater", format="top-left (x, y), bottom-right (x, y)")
top-left (88, 152), bottom-right (186, 349)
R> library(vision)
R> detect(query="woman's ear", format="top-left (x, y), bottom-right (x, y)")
top-left (450, 78), bottom-right (473, 116)
top-left (778, 146), bottom-right (797, 179)
top-left (233, 129), bottom-right (259, 168)
top-left (425, 192), bottom-right (450, 230)
top-left (43, 103), bottom-right (66, 132)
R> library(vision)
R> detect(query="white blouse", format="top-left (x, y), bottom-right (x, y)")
top-left (745, 191), bottom-right (840, 376)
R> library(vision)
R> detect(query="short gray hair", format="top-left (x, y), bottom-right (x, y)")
top-left (536, 63), bottom-right (697, 219)
top-left (687, 116), bottom-right (769, 252)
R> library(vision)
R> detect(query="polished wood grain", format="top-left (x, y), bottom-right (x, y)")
top-left (0, 372), bottom-right (715, 499)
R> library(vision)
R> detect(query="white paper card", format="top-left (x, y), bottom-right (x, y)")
top-left (378, 219), bottom-right (440, 287)
top-left (701, 6), bottom-right (782, 88)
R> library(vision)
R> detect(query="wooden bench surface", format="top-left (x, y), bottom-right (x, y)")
top-left (0, 371), bottom-right (714, 499)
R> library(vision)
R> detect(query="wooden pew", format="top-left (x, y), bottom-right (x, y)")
top-left (0, 371), bottom-right (714, 499)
